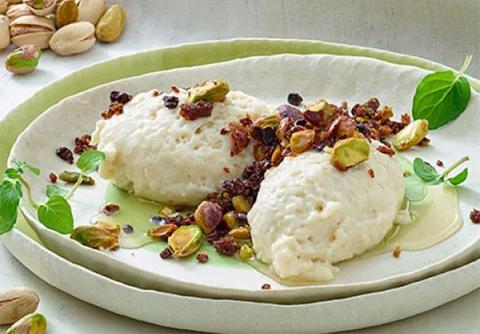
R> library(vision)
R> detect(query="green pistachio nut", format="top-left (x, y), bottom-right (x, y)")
top-left (231, 195), bottom-right (251, 213)
top-left (58, 171), bottom-right (95, 185)
top-left (255, 114), bottom-right (279, 129)
top-left (223, 211), bottom-right (237, 230)
top-left (168, 225), bottom-right (202, 257)
top-left (331, 137), bottom-right (370, 171)
top-left (95, 4), bottom-right (126, 43)
top-left (194, 200), bottom-right (222, 235)
top-left (6, 313), bottom-right (47, 334)
top-left (239, 244), bottom-right (255, 261)
top-left (70, 225), bottom-right (119, 250)
top-left (290, 129), bottom-right (315, 154)
top-left (188, 80), bottom-right (230, 103)
top-left (55, 0), bottom-right (78, 28)
top-left (5, 44), bottom-right (41, 74)
top-left (228, 226), bottom-right (251, 240)
top-left (392, 119), bottom-right (429, 151)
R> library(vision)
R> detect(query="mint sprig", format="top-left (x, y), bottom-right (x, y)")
top-left (0, 150), bottom-right (105, 236)
top-left (413, 156), bottom-right (469, 186)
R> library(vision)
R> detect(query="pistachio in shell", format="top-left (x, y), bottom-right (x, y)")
top-left (6, 313), bottom-right (46, 334)
top-left (330, 137), bottom-right (370, 171)
top-left (95, 3), bottom-right (125, 43)
top-left (5, 44), bottom-right (41, 74)
top-left (6, 4), bottom-right (31, 20)
top-left (392, 119), bottom-right (429, 151)
top-left (77, 0), bottom-right (104, 25)
top-left (49, 21), bottom-right (95, 56)
top-left (70, 225), bottom-right (118, 250)
top-left (55, 0), bottom-right (78, 28)
top-left (0, 15), bottom-right (9, 50)
top-left (0, 288), bottom-right (39, 325)
top-left (168, 225), bottom-right (202, 258)
top-left (24, 0), bottom-right (56, 16)
top-left (10, 15), bottom-right (55, 49)
top-left (188, 80), bottom-right (230, 103)
top-left (194, 200), bottom-right (222, 235)
top-left (0, 0), bottom-right (7, 14)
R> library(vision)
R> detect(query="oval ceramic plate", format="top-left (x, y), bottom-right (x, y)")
top-left (10, 54), bottom-right (480, 303)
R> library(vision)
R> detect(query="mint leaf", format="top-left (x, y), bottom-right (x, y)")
top-left (413, 158), bottom-right (439, 183)
top-left (412, 55), bottom-right (472, 129)
top-left (76, 150), bottom-right (105, 175)
top-left (0, 180), bottom-right (22, 235)
top-left (4, 168), bottom-right (22, 179)
top-left (46, 184), bottom-right (69, 198)
top-left (447, 168), bottom-right (468, 186)
top-left (11, 159), bottom-right (40, 176)
top-left (37, 195), bottom-right (73, 234)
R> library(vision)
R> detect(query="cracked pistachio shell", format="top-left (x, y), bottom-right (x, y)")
top-left (168, 225), bottom-right (202, 258)
top-left (188, 80), bottom-right (229, 103)
top-left (6, 313), bottom-right (46, 334)
top-left (330, 137), bottom-right (370, 171)
top-left (78, 0), bottom-right (104, 25)
top-left (10, 15), bottom-right (55, 49)
top-left (49, 21), bottom-right (95, 56)
top-left (24, 0), bottom-right (56, 16)
top-left (0, 0), bottom-right (7, 14)
top-left (95, 4), bottom-right (125, 43)
top-left (0, 288), bottom-right (39, 325)
top-left (5, 44), bottom-right (41, 74)
top-left (6, 4), bottom-right (31, 20)
top-left (392, 119), bottom-right (429, 151)
top-left (55, 0), bottom-right (78, 28)
top-left (0, 15), bottom-right (9, 50)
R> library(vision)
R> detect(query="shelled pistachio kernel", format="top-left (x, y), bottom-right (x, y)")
top-left (232, 195), bottom-right (251, 213)
top-left (239, 244), bottom-right (255, 261)
top-left (55, 0), bottom-right (78, 28)
top-left (330, 137), bottom-right (370, 171)
top-left (290, 129), bottom-right (315, 154)
top-left (392, 119), bottom-right (429, 151)
top-left (188, 80), bottom-right (230, 103)
top-left (168, 225), bottom-right (202, 258)
top-left (223, 211), bottom-right (237, 230)
top-left (228, 226), bottom-right (250, 240)
top-left (58, 171), bottom-right (95, 184)
top-left (70, 225), bottom-right (118, 250)
top-left (5, 44), bottom-right (41, 74)
top-left (6, 313), bottom-right (47, 334)
top-left (194, 200), bottom-right (222, 235)
top-left (147, 223), bottom-right (177, 241)
top-left (95, 3), bottom-right (125, 43)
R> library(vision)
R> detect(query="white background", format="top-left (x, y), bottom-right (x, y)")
top-left (0, 0), bottom-right (479, 333)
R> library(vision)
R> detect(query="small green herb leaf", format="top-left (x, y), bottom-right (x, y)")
top-left (76, 150), bottom-right (105, 175)
top-left (37, 195), bottom-right (73, 234)
top-left (447, 168), bottom-right (468, 186)
top-left (0, 180), bottom-right (22, 235)
top-left (4, 168), bottom-right (22, 179)
top-left (11, 159), bottom-right (40, 175)
top-left (46, 184), bottom-right (69, 198)
top-left (412, 55), bottom-right (472, 129)
top-left (413, 158), bottom-right (439, 183)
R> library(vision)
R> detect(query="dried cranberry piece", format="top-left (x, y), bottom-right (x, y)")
top-left (470, 209), bottom-right (480, 224)
top-left (49, 173), bottom-right (57, 183)
top-left (261, 283), bottom-right (271, 290)
top-left (56, 147), bottom-right (74, 164)
top-left (102, 203), bottom-right (120, 215)
top-left (110, 91), bottom-right (132, 104)
top-left (287, 93), bottom-right (303, 106)
top-left (196, 251), bottom-right (209, 263)
top-left (162, 95), bottom-right (179, 109)
top-left (179, 101), bottom-right (213, 120)
top-left (260, 127), bottom-right (276, 146)
top-left (160, 247), bottom-right (173, 259)
top-left (213, 236), bottom-right (238, 256)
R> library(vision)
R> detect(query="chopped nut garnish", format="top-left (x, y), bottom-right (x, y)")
top-left (377, 145), bottom-right (395, 157)
top-left (470, 209), bottom-right (480, 224)
top-left (49, 172), bottom-right (57, 183)
top-left (213, 236), bottom-right (238, 256)
top-left (261, 283), bottom-right (271, 290)
top-left (74, 134), bottom-right (96, 155)
top-left (148, 223), bottom-right (177, 241)
top-left (56, 146), bottom-right (74, 164)
top-left (368, 169), bottom-right (375, 178)
top-left (196, 251), bottom-right (209, 263)
top-left (393, 246), bottom-right (401, 258)
top-left (101, 101), bottom-right (124, 120)
top-left (179, 101), bottom-right (213, 120)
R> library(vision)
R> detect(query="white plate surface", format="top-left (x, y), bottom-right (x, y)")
top-left (10, 54), bottom-right (480, 303)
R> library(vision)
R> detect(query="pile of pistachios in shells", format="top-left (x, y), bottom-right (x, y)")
top-left (0, 0), bottom-right (126, 75)
top-left (0, 287), bottom-right (46, 334)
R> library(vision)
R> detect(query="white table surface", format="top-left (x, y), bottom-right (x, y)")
top-left (1, 0), bottom-right (479, 333)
